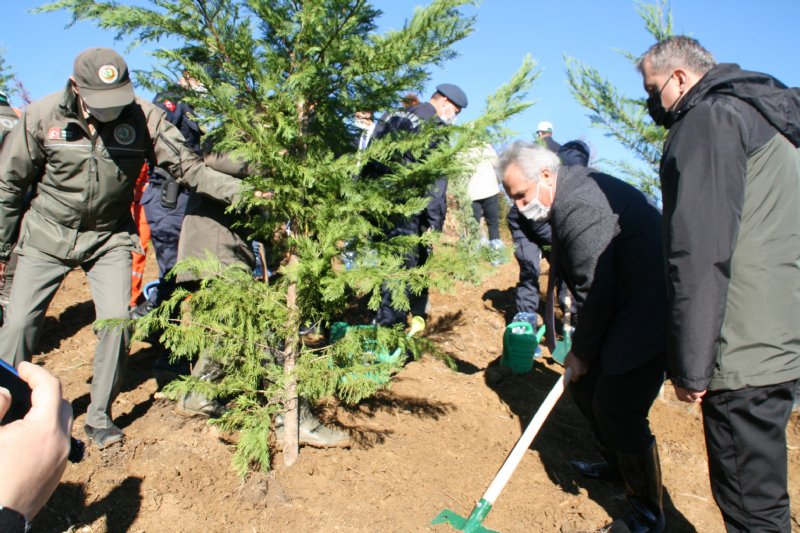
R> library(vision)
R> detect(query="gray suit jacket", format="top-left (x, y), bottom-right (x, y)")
top-left (551, 165), bottom-right (667, 375)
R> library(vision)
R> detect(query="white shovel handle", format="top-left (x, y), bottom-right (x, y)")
top-left (481, 367), bottom-right (573, 505)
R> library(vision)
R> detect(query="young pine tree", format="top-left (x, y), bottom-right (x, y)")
top-left (42, 0), bottom-right (537, 473)
top-left (564, 0), bottom-right (673, 203)
top-left (0, 51), bottom-right (17, 98)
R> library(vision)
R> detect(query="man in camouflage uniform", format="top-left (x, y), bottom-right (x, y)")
top-left (0, 48), bottom-right (243, 449)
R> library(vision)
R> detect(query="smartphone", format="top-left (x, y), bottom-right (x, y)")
top-left (0, 359), bottom-right (84, 462)
top-left (0, 359), bottom-right (32, 425)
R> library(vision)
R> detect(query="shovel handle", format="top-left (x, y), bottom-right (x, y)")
top-left (480, 367), bottom-right (573, 505)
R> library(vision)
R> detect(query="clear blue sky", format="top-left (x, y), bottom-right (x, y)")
top-left (3, 0), bottom-right (799, 177)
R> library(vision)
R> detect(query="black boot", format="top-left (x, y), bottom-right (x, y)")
top-left (607, 439), bottom-right (664, 533)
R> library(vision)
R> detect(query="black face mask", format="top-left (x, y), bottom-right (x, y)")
top-left (647, 95), bottom-right (674, 128)
top-left (646, 75), bottom-right (676, 129)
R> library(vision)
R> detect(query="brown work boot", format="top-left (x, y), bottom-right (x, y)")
top-left (274, 398), bottom-right (350, 448)
top-left (175, 391), bottom-right (227, 418)
top-left (84, 424), bottom-right (124, 449)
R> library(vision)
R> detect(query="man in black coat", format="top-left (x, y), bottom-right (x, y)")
top-left (138, 74), bottom-right (205, 312)
top-left (498, 141), bottom-right (668, 533)
top-left (367, 83), bottom-right (467, 326)
top-left (506, 139), bottom-right (588, 330)
top-left (639, 36), bottom-right (800, 531)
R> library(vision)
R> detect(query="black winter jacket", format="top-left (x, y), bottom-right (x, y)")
top-left (660, 63), bottom-right (800, 391)
top-left (366, 102), bottom-right (448, 233)
top-left (552, 165), bottom-right (667, 375)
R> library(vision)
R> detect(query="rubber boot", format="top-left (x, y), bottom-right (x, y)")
top-left (606, 439), bottom-right (665, 533)
top-left (175, 354), bottom-right (227, 418)
top-left (274, 398), bottom-right (350, 448)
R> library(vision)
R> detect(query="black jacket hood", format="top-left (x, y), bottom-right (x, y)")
top-left (674, 63), bottom-right (800, 146)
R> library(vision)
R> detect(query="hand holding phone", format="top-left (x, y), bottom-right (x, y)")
top-left (0, 362), bottom-right (75, 522)
top-left (0, 359), bottom-right (32, 424)
top-left (0, 360), bottom-right (83, 461)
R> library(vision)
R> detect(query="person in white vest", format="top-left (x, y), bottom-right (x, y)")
top-left (466, 143), bottom-right (504, 263)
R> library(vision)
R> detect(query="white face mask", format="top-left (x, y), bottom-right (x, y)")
top-left (87, 105), bottom-right (126, 123)
top-left (438, 100), bottom-right (459, 125)
top-left (519, 197), bottom-right (550, 221)
top-left (518, 181), bottom-right (552, 221)
top-left (442, 114), bottom-right (458, 126)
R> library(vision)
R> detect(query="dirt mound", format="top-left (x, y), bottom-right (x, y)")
top-left (27, 251), bottom-right (800, 532)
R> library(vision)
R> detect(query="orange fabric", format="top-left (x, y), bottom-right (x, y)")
top-left (130, 164), bottom-right (151, 307)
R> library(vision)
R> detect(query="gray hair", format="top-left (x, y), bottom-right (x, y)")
top-left (636, 36), bottom-right (716, 76)
top-left (496, 140), bottom-right (561, 183)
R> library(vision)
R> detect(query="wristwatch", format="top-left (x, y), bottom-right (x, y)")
top-left (0, 505), bottom-right (30, 532)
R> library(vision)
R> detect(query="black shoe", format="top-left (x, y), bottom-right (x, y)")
top-left (84, 424), bottom-right (124, 449)
top-left (570, 459), bottom-right (622, 481)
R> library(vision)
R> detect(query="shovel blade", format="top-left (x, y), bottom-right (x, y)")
top-left (550, 340), bottom-right (570, 365)
top-left (549, 329), bottom-right (573, 366)
top-left (431, 500), bottom-right (498, 533)
top-left (431, 509), bottom-right (497, 533)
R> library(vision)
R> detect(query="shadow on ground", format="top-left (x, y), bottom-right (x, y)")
top-left (36, 476), bottom-right (143, 532)
top-left (37, 300), bottom-right (97, 354)
top-left (333, 392), bottom-right (454, 449)
top-left (62, 342), bottom-right (164, 428)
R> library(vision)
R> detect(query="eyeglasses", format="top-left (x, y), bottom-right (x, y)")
top-left (649, 74), bottom-right (673, 98)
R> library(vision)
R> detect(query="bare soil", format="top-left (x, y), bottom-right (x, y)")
top-left (27, 247), bottom-right (800, 533)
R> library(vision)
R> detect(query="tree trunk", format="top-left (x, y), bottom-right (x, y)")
top-left (282, 93), bottom-right (308, 467)
top-left (282, 255), bottom-right (300, 466)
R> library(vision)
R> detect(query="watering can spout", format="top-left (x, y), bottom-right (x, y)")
top-left (535, 324), bottom-right (546, 344)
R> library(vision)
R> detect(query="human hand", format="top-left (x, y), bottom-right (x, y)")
top-left (673, 384), bottom-right (706, 403)
top-left (254, 190), bottom-right (274, 200)
top-left (564, 351), bottom-right (589, 383)
top-left (0, 362), bottom-right (73, 522)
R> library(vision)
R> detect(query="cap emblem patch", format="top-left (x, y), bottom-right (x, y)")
top-left (98, 65), bottom-right (119, 84)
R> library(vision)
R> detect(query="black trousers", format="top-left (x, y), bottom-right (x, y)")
top-left (375, 246), bottom-right (429, 327)
top-left (569, 354), bottom-right (665, 455)
top-left (471, 194), bottom-right (501, 241)
top-left (701, 380), bottom-right (795, 532)
top-left (376, 215), bottom-right (428, 327)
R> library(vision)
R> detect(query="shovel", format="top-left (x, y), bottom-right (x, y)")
top-left (432, 321), bottom-right (573, 532)
top-left (550, 294), bottom-right (573, 365)
top-left (549, 325), bottom-right (572, 366)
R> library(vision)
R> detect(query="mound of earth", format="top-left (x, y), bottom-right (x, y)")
top-left (26, 247), bottom-right (800, 532)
